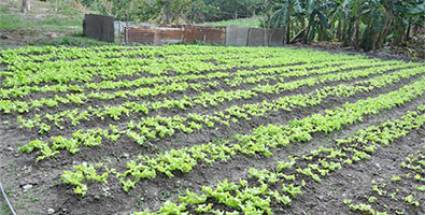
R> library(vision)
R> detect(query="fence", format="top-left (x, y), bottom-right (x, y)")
top-left (226, 27), bottom-right (285, 47)
top-left (125, 25), bottom-right (284, 47)
top-left (125, 27), bottom-right (155, 44)
top-left (125, 26), bottom-right (226, 45)
top-left (82, 13), bottom-right (285, 46)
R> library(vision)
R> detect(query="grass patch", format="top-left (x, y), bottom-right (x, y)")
top-left (0, 201), bottom-right (13, 215)
top-left (0, 14), bottom-right (83, 31)
top-left (0, 5), bottom-right (9, 14)
top-left (34, 34), bottom-right (110, 47)
top-left (202, 16), bottom-right (262, 28)
top-left (0, 14), bottom-right (26, 30)
top-left (0, 3), bottom-right (83, 32)
top-left (38, 16), bottom-right (83, 31)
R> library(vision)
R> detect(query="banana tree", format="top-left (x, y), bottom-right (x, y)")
top-left (358, 0), bottom-right (423, 51)
top-left (392, 0), bottom-right (425, 44)
top-left (259, 0), bottom-right (423, 50)
top-left (327, 0), bottom-right (353, 43)
top-left (266, 0), bottom-right (334, 44)
top-left (265, 0), bottom-right (304, 43)
top-left (302, 0), bottom-right (333, 43)
top-left (358, 0), bottom-right (387, 51)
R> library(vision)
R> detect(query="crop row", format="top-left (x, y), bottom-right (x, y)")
top-left (5, 49), bottom-right (271, 76)
top-left (1, 52), bottom-right (243, 87)
top-left (16, 59), bottom-right (396, 131)
top-left (0, 57), bottom-right (359, 111)
top-left (0, 45), bottom-right (266, 65)
top-left (0, 50), bottom-right (365, 98)
top-left (57, 74), bottom-right (425, 194)
top-left (0, 57), bottom-right (332, 99)
top-left (112, 76), bottom-right (425, 192)
top-left (130, 104), bottom-right (425, 214)
top-left (61, 97), bottom-right (424, 210)
top-left (18, 63), bottom-right (423, 160)
top-left (1, 47), bottom-right (360, 87)
top-left (0, 45), bottom-right (158, 63)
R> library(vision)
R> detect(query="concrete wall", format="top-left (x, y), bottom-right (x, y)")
top-left (83, 14), bottom-right (114, 42)
top-left (225, 27), bottom-right (249, 46)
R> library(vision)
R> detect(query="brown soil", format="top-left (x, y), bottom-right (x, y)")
top-left (0, 48), bottom-right (424, 215)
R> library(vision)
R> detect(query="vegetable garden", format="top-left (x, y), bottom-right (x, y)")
top-left (0, 45), bottom-right (424, 214)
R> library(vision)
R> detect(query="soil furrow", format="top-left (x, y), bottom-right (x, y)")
top-left (22, 64), bottom-right (399, 139)
top-left (283, 127), bottom-right (425, 215)
top-left (50, 84), bottom-right (425, 215)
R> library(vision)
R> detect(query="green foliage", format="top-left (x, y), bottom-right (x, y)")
top-left (0, 3), bottom-right (82, 31)
top-left (141, 95), bottom-right (425, 213)
top-left (78, 0), bottom-right (264, 24)
top-left (203, 16), bottom-right (262, 27)
top-left (61, 163), bottom-right (109, 196)
top-left (37, 35), bottom-right (110, 47)
top-left (343, 199), bottom-right (388, 215)
top-left (404, 194), bottom-right (420, 207)
top-left (263, 0), bottom-right (425, 50)
top-left (3, 45), bottom-right (425, 212)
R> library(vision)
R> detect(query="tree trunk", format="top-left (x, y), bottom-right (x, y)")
top-left (405, 18), bottom-right (411, 41)
top-left (378, 10), bottom-right (394, 48)
top-left (21, 0), bottom-right (31, 14)
top-left (377, 17), bottom-right (392, 49)
top-left (162, 5), bottom-right (171, 24)
top-left (352, 17), bottom-right (360, 50)
top-left (342, 18), bottom-right (353, 46)
top-left (286, 15), bottom-right (291, 44)
top-left (336, 19), bottom-right (342, 40)
top-left (302, 18), bottom-right (309, 44)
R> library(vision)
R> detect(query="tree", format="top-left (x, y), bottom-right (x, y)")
top-left (154, 0), bottom-right (193, 24)
top-left (74, 0), bottom-right (424, 51)
top-left (21, 0), bottom-right (31, 14)
top-left (264, 0), bottom-right (424, 51)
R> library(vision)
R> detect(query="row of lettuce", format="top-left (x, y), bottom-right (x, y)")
top-left (19, 60), bottom-right (424, 161)
top-left (0, 57), bottom-right (362, 111)
top-left (0, 46), bottom-right (363, 87)
top-left (1, 45), bottom-right (424, 214)
top-left (58, 73), bottom-right (425, 205)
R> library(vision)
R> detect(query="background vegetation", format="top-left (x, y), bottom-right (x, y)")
top-left (1, 0), bottom-right (424, 53)
top-left (78, 0), bottom-right (424, 51)
top-left (0, 0), bottom-right (83, 31)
